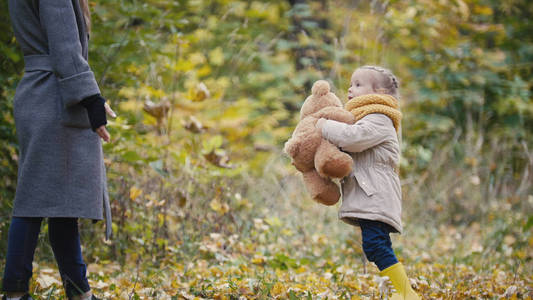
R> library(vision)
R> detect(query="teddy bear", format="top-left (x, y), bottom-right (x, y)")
top-left (284, 80), bottom-right (356, 205)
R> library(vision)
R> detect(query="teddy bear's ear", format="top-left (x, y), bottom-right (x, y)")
top-left (311, 80), bottom-right (330, 97)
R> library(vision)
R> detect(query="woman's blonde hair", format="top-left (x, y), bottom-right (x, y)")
top-left (79, 0), bottom-right (91, 33)
top-left (358, 65), bottom-right (400, 99)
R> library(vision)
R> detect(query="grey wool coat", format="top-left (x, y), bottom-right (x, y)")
top-left (321, 113), bottom-right (403, 233)
top-left (8, 0), bottom-right (111, 238)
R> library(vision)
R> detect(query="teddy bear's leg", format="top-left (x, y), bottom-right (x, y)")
top-left (302, 170), bottom-right (341, 206)
top-left (315, 139), bottom-right (353, 178)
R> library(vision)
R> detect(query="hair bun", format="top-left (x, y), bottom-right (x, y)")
top-left (311, 80), bottom-right (330, 96)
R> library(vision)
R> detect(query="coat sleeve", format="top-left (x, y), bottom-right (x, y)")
top-left (321, 113), bottom-right (395, 153)
top-left (39, 0), bottom-right (100, 107)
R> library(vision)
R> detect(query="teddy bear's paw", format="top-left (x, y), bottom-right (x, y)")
top-left (315, 141), bottom-right (353, 178)
top-left (316, 154), bottom-right (353, 178)
top-left (313, 106), bottom-right (356, 124)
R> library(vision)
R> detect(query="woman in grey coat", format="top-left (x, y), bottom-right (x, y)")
top-left (2, 0), bottom-right (113, 299)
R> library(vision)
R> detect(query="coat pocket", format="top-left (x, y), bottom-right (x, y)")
top-left (352, 168), bottom-right (377, 196)
top-left (50, 74), bottom-right (91, 129)
top-left (59, 98), bottom-right (91, 129)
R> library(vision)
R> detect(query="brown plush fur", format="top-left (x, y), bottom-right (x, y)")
top-left (284, 80), bottom-right (355, 205)
top-left (302, 171), bottom-right (341, 206)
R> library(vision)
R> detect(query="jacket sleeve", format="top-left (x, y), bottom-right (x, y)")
top-left (39, 0), bottom-right (100, 107)
top-left (321, 113), bottom-right (395, 153)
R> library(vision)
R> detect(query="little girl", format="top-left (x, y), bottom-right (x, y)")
top-left (316, 66), bottom-right (420, 299)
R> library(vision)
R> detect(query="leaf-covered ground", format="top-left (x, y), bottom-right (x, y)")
top-left (20, 192), bottom-right (533, 299)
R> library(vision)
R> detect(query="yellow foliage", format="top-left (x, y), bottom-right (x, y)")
top-left (119, 99), bottom-right (144, 112)
top-left (117, 87), bottom-right (137, 100)
top-left (270, 282), bottom-right (285, 296)
top-left (343, 280), bottom-right (360, 291)
top-left (129, 186), bottom-right (142, 201)
top-left (197, 64), bottom-right (212, 77)
top-left (189, 52), bottom-right (206, 66)
top-left (193, 28), bottom-right (213, 42)
top-left (209, 198), bottom-right (229, 215)
top-left (188, 82), bottom-right (211, 102)
top-left (473, 4), bottom-right (493, 15)
top-left (209, 47), bottom-right (224, 66)
top-left (251, 254), bottom-right (266, 265)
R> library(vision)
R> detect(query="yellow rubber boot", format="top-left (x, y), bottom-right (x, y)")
top-left (379, 262), bottom-right (420, 300)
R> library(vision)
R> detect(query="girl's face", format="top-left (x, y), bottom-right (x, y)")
top-left (347, 68), bottom-right (377, 100)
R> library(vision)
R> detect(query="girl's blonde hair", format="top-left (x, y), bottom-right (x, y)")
top-left (358, 66), bottom-right (402, 152)
top-left (80, 0), bottom-right (91, 33)
top-left (358, 65), bottom-right (400, 99)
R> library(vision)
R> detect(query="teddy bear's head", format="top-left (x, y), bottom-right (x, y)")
top-left (300, 80), bottom-right (343, 120)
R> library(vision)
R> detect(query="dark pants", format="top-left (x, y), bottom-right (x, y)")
top-left (359, 219), bottom-right (399, 271)
top-left (2, 217), bottom-right (90, 297)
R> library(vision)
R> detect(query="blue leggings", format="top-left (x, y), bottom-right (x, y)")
top-left (1, 217), bottom-right (90, 297)
top-left (359, 219), bottom-right (399, 271)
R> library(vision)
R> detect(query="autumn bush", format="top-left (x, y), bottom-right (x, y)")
top-left (0, 0), bottom-right (531, 298)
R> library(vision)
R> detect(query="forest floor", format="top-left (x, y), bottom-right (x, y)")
top-left (19, 193), bottom-right (533, 299)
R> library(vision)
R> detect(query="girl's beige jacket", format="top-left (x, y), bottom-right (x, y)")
top-left (321, 113), bottom-right (403, 233)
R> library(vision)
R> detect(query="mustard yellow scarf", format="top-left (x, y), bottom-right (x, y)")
top-left (345, 94), bottom-right (402, 132)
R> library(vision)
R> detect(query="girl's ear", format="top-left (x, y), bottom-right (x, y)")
top-left (371, 80), bottom-right (383, 94)
top-left (370, 81), bottom-right (377, 92)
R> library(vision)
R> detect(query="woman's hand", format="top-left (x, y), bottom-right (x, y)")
top-left (95, 126), bottom-right (110, 142)
top-left (95, 102), bottom-right (117, 142)
top-left (105, 102), bottom-right (117, 118)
